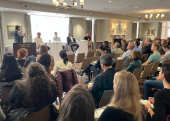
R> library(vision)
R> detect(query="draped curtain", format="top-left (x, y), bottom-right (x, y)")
top-left (69, 18), bottom-right (73, 35)
top-left (93, 20), bottom-right (97, 51)
top-left (157, 22), bottom-right (162, 39)
top-left (0, 12), bottom-right (5, 61)
top-left (25, 14), bottom-right (32, 42)
top-left (132, 23), bottom-right (137, 41)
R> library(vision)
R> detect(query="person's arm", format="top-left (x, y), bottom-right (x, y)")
top-left (142, 46), bottom-right (149, 54)
top-left (88, 76), bottom-right (100, 96)
top-left (118, 52), bottom-right (126, 60)
top-left (94, 57), bottom-right (101, 69)
top-left (142, 60), bottom-right (150, 66)
top-left (14, 33), bottom-right (19, 43)
top-left (125, 63), bottom-right (133, 73)
top-left (67, 37), bottom-right (70, 45)
top-left (53, 62), bottom-right (58, 77)
top-left (160, 53), bottom-right (169, 62)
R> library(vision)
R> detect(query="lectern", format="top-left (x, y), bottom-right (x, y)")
top-left (13, 43), bottom-right (36, 57)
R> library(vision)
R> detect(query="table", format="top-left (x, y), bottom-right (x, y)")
top-left (76, 40), bottom-right (88, 56)
top-left (47, 42), bottom-right (63, 62)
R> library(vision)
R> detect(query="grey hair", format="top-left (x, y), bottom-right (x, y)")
top-left (115, 42), bottom-right (120, 48)
top-left (146, 38), bottom-right (151, 43)
top-left (100, 53), bottom-right (113, 67)
top-left (129, 42), bottom-right (135, 49)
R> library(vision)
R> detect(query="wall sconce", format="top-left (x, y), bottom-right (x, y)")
top-left (112, 24), bottom-right (116, 32)
top-left (124, 25), bottom-right (127, 32)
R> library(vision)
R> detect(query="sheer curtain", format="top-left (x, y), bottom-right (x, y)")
top-left (161, 22), bottom-right (170, 39)
top-left (0, 12), bottom-right (5, 61)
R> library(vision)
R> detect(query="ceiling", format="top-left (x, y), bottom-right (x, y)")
top-left (6, 0), bottom-right (170, 18)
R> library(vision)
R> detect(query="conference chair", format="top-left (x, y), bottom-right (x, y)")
top-left (150, 62), bottom-right (160, 76)
top-left (92, 56), bottom-right (100, 62)
top-left (133, 68), bottom-right (143, 81)
top-left (113, 53), bottom-right (121, 60)
top-left (142, 54), bottom-right (148, 62)
top-left (124, 58), bottom-right (134, 69)
top-left (75, 57), bottom-right (93, 71)
top-left (98, 90), bottom-right (114, 108)
top-left (67, 54), bottom-right (75, 64)
top-left (75, 53), bottom-right (85, 63)
top-left (115, 59), bottom-right (124, 71)
top-left (87, 51), bottom-right (94, 58)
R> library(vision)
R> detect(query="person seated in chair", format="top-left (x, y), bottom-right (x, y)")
top-left (142, 38), bottom-right (152, 56)
top-left (160, 44), bottom-right (170, 66)
top-left (103, 41), bottom-right (111, 54)
top-left (142, 43), bottom-right (161, 66)
top-left (67, 32), bottom-right (79, 53)
top-left (158, 39), bottom-right (167, 52)
top-left (133, 40), bottom-right (141, 52)
top-left (76, 45), bottom-right (107, 83)
top-left (84, 33), bottom-right (92, 51)
top-left (111, 42), bottom-right (123, 58)
top-left (88, 53), bottom-right (115, 108)
top-left (17, 48), bottom-right (30, 68)
top-left (121, 39), bottom-right (128, 52)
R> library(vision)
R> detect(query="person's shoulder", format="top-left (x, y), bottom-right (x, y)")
top-left (154, 89), bottom-right (167, 98)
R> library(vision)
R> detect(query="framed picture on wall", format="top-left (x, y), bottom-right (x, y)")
top-left (7, 25), bottom-right (22, 39)
top-left (147, 29), bottom-right (155, 36)
top-left (116, 25), bottom-right (122, 34)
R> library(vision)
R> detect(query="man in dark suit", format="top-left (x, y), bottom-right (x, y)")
top-left (77, 45), bottom-right (106, 83)
top-left (88, 53), bottom-right (115, 108)
top-left (67, 32), bottom-right (79, 53)
top-left (142, 38), bottom-right (152, 56)
top-left (14, 25), bottom-right (26, 43)
top-left (103, 41), bottom-right (111, 54)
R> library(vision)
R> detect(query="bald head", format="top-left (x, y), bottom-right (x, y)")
top-left (68, 32), bottom-right (71, 36)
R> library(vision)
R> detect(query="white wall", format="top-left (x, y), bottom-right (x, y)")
top-left (3, 12), bottom-right (27, 47)
top-left (139, 22), bottom-right (159, 40)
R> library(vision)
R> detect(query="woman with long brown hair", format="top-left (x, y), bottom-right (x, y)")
top-left (98, 71), bottom-right (146, 121)
top-left (8, 62), bottom-right (57, 110)
top-left (58, 85), bottom-right (95, 121)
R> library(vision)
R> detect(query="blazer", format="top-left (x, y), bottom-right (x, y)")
top-left (88, 68), bottom-right (115, 108)
top-left (67, 36), bottom-right (76, 45)
top-left (14, 30), bottom-right (23, 43)
top-left (142, 43), bottom-right (152, 55)
top-left (125, 60), bottom-right (142, 73)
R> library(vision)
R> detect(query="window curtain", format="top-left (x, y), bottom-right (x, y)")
top-left (157, 22), bottom-right (162, 39)
top-left (69, 18), bottom-right (73, 35)
top-left (93, 20), bottom-right (97, 51)
top-left (132, 23), bottom-right (137, 41)
top-left (25, 14), bottom-right (32, 42)
top-left (0, 12), bottom-right (5, 61)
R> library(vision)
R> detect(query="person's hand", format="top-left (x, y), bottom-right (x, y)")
top-left (23, 33), bottom-right (26, 36)
top-left (117, 57), bottom-right (120, 60)
top-left (149, 97), bottom-right (154, 104)
top-left (145, 103), bottom-right (151, 110)
top-left (88, 83), bottom-right (93, 89)
top-left (72, 43), bottom-right (76, 45)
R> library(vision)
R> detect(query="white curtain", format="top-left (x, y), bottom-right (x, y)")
top-left (25, 14), bottom-right (32, 42)
top-left (0, 12), bottom-right (5, 61)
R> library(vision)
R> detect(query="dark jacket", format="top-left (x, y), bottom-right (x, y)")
top-left (142, 43), bottom-right (152, 55)
top-left (124, 43), bottom-right (128, 52)
top-left (88, 68), bottom-right (115, 108)
top-left (125, 60), bottom-right (142, 73)
top-left (14, 30), bottom-right (24, 43)
top-left (67, 36), bottom-right (76, 45)
top-left (105, 46), bottom-right (111, 54)
top-left (17, 59), bottom-right (30, 68)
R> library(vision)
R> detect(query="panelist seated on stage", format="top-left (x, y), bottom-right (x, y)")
top-left (53, 32), bottom-right (61, 42)
top-left (34, 32), bottom-right (50, 50)
top-left (84, 33), bottom-right (92, 49)
top-left (14, 25), bottom-right (26, 43)
top-left (17, 48), bottom-right (30, 68)
top-left (67, 32), bottom-right (79, 53)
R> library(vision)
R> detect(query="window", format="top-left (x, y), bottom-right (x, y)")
top-left (30, 15), bottom-right (69, 42)
top-left (161, 22), bottom-right (170, 39)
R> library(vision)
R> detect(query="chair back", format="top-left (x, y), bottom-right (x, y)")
top-left (150, 62), bottom-right (160, 75)
top-left (1, 86), bottom-right (13, 103)
top-left (23, 67), bottom-right (28, 79)
top-left (113, 53), bottom-right (121, 59)
top-left (115, 59), bottom-right (124, 71)
top-left (87, 51), bottom-right (94, 58)
top-left (133, 68), bottom-right (143, 80)
top-left (143, 54), bottom-right (148, 62)
top-left (75, 53), bottom-right (85, 63)
top-left (98, 90), bottom-right (114, 108)
top-left (92, 56), bottom-right (100, 62)
top-left (96, 50), bottom-right (100, 56)
top-left (81, 57), bottom-right (93, 69)
top-left (163, 59), bottom-right (170, 66)
top-left (50, 63), bottom-right (55, 71)
top-left (141, 64), bottom-right (153, 79)
top-left (67, 54), bottom-right (75, 64)
top-left (125, 58), bottom-right (134, 69)
top-left (23, 105), bottom-right (50, 121)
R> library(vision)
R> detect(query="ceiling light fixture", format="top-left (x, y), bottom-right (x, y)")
top-left (135, 7), bottom-right (138, 8)
top-left (53, 0), bottom-right (84, 9)
top-left (108, 1), bottom-right (112, 2)
top-left (145, 12), bottom-right (165, 19)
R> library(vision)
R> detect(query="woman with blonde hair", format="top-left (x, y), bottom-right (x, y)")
top-left (98, 71), bottom-right (146, 121)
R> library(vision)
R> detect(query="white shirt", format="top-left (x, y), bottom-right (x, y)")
top-left (70, 36), bottom-right (74, 43)
top-left (160, 50), bottom-right (170, 63)
top-left (53, 36), bottom-right (61, 42)
top-left (53, 59), bottom-right (72, 76)
top-left (34, 37), bottom-right (45, 46)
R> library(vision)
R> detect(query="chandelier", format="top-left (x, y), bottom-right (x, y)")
top-left (145, 12), bottom-right (164, 19)
top-left (53, 0), bottom-right (84, 9)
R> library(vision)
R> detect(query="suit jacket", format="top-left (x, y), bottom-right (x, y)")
top-left (142, 43), bottom-right (152, 55)
top-left (88, 68), bottom-right (115, 108)
top-left (14, 30), bottom-right (23, 43)
top-left (125, 60), bottom-right (142, 73)
top-left (67, 36), bottom-right (76, 45)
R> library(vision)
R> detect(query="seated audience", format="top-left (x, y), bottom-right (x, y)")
top-left (53, 50), bottom-right (72, 76)
top-left (98, 71), bottom-right (146, 121)
top-left (145, 64), bottom-right (170, 121)
top-left (9, 62), bottom-right (57, 111)
top-left (0, 53), bottom-right (23, 82)
top-left (142, 43), bottom-right (161, 66)
top-left (160, 44), bottom-right (170, 65)
top-left (158, 39), bottom-right (167, 52)
top-left (36, 45), bottom-right (54, 64)
top-left (88, 53), bottom-right (115, 108)
top-left (136, 38), bottom-right (143, 50)
top-left (142, 38), bottom-right (152, 55)
top-left (67, 32), bottom-right (79, 53)
top-left (156, 38), bottom-right (161, 45)
top-left (152, 37), bottom-right (157, 43)
top-left (17, 48), bottom-right (30, 67)
top-left (133, 40), bottom-right (141, 52)
top-left (103, 41), bottom-right (111, 54)
top-left (117, 42), bottom-right (135, 67)
top-left (111, 42), bottom-right (122, 57)
top-left (58, 85), bottom-right (95, 121)
top-left (121, 39), bottom-right (128, 52)
top-left (125, 50), bottom-right (142, 73)
top-left (77, 45), bottom-right (106, 83)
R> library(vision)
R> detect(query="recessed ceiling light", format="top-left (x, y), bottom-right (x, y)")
top-left (135, 7), bottom-right (138, 8)
top-left (108, 1), bottom-right (112, 2)
top-left (37, 1), bottom-right (40, 3)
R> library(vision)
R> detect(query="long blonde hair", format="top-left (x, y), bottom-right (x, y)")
top-left (109, 71), bottom-right (145, 121)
